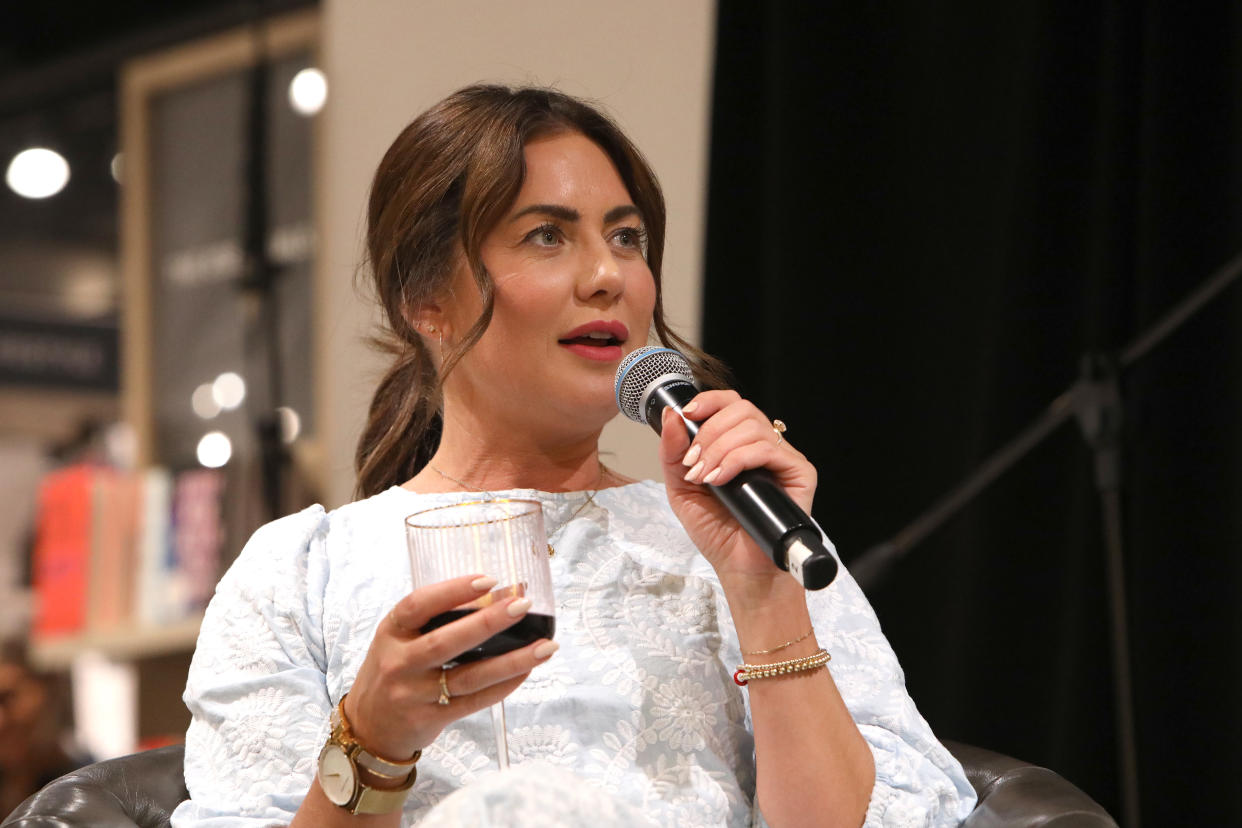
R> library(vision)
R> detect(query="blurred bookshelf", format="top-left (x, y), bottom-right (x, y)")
top-left (30, 614), bottom-right (202, 671)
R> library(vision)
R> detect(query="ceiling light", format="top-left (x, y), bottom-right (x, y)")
top-left (196, 431), bottom-right (232, 468)
top-left (6, 147), bottom-right (70, 199)
top-left (211, 372), bottom-right (246, 410)
top-left (277, 406), bottom-right (301, 444)
top-left (192, 383), bottom-right (221, 419)
top-left (288, 67), bottom-right (327, 116)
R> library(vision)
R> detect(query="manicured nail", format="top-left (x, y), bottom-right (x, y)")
top-left (533, 640), bottom-right (560, 659)
top-left (682, 401), bottom-right (699, 415)
top-left (682, 444), bottom-right (702, 467)
top-left (703, 467), bottom-right (721, 485)
top-left (507, 597), bottom-right (532, 617)
top-left (471, 576), bottom-right (498, 591)
top-left (683, 460), bottom-right (704, 482)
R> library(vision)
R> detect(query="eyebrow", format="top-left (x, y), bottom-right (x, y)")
top-left (509, 203), bottom-right (643, 224)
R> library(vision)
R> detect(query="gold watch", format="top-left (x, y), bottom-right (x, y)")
top-left (317, 695), bottom-right (421, 815)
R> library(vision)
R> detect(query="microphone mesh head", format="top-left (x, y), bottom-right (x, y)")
top-left (614, 346), bottom-right (694, 424)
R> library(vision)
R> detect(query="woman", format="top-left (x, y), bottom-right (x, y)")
top-left (171, 85), bottom-right (975, 827)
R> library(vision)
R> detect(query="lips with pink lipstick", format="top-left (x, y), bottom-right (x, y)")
top-left (558, 320), bottom-right (629, 362)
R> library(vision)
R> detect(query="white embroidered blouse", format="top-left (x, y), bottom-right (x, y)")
top-left (170, 481), bottom-right (975, 827)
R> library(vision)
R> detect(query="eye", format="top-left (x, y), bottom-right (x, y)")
top-left (612, 225), bottom-right (649, 253)
top-left (524, 223), bottom-right (563, 247)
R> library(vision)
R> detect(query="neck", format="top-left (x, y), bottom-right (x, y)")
top-left (407, 402), bottom-right (608, 494)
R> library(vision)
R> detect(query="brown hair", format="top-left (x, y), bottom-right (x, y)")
top-left (355, 84), bottom-right (729, 498)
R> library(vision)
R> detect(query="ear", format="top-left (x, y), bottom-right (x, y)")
top-left (407, 299), bottom-right (448, 341)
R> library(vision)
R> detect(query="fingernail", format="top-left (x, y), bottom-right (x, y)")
top-left (703, 467), bottom-right (721, 485)
top-left (471, 576), bottom-right (498, 591)
top-left (683, 460), bottom-right (704, 482)
top-left (507, 597), bottom-right (532, 617)
top-left (533, 640), bottom-right (560, 659)
top-left (682, 401), bottom-right (699, 415)
top-left (681, 444), bottom-right (701, 467)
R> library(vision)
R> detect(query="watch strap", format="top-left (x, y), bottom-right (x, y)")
top-left (333, 696), bottom-right (422, 777)
top-left (321, 694), bottom-right (423, 815)
top-left (347, 766), bottom-right (418, 814)
top-left (357, 747), bottom-right (422, 779)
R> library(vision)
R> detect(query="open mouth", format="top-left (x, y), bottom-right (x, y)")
top-left (557, 322), bottom-right (628, 361)
top-left (557, 332), bottom-right (623, 348)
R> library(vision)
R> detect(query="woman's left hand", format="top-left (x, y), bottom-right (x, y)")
top-left (659, 390), bottom-right (817, 585)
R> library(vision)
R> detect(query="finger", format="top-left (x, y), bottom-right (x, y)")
top-left (388, 574), bottom-right (499, 635)
top-left (693, 440), bottom-right (812, 490)
top-left (677, 389), bottom-right (743, 422)
top-left (439, 673), bottom-right (531, 719)
top-left (658, 405), bottom-right (693, 465)
top-left (682, 419), bottom-right (775, 485)
top-left (412, 595), bottom-right (534, 668)
top-left (444, 638), bottom-right (559, 699)
top-left (680, 402), bottom-right (770, 476)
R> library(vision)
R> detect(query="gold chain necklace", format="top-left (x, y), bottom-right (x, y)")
top-left (427, 462), bottom-right (606, 557)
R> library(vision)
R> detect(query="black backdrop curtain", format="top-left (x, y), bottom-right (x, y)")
top-left (703, 3), bottom-right (1241, 824)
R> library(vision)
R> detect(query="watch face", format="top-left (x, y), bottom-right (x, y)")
top-left (318, 744), bottom-right (357, 806)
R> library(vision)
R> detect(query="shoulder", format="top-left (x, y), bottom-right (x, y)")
top-left (220, 486), bottom-right (419, 592)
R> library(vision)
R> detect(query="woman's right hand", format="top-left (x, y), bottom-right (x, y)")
top-left (343, 574), bottom-right (557, 760)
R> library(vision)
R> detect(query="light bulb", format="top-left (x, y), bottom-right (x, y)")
top-left (288, 68), bottom-right (327, 116)
top-left (6, 147), bottom-right (70, 198)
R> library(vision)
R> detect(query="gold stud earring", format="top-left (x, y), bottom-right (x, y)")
top-left (425, 324), bottom-right (443, 348)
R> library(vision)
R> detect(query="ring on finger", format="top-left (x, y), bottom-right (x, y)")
top-left (437, 669), bottom-right (452, 706)
top-left (771, 418), bottom-right (787, 447)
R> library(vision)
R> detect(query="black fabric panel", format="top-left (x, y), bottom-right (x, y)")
top-left (704, 3), bottom-right (1242, 824)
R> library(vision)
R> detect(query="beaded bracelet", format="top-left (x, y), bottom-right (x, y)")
top-left (733, 648), bottom-right (831, 686)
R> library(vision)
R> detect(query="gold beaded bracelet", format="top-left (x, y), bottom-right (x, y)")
top-left (733, 648), bottom-right (831, 686)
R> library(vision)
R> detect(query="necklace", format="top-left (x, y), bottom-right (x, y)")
top-left (427, 462), bottom-right (607, 557)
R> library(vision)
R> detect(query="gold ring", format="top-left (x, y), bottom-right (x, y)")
top-left (772, 419), bottom-right (787, 447)
top-left (437, 670), bottom-right (452, 706)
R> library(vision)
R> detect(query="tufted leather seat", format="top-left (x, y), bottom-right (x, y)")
top-left (2, 741), bottom-right (1117, 827)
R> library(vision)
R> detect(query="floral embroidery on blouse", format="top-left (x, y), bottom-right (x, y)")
top-left (172, 481), bottom-right (975, 826)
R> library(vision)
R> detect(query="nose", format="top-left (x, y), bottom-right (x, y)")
top-left (577, 239), bottom-right (625, 304)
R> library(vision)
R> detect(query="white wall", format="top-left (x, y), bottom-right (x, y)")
top-left (317, 0), bottom-right (717, 506)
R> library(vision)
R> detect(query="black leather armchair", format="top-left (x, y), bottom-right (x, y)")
top-left (3, 741), bottom-right (1117, 827)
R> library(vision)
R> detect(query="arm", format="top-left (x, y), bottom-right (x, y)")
top-left (659, 394), bottom-right (974, 828)
top-left (174, 508), bottom-right (556, 827)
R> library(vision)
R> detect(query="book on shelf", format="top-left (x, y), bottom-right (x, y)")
top-left (88, 468), bottom-right (141, 631)
top-left (31, 465), bottom-right (95, 638)
top-left (31, 464), bottom-right (226, 645)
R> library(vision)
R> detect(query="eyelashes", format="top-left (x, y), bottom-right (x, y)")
top-left (522, 222), bottom-right (649, 257)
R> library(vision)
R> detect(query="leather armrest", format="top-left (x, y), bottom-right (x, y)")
top-left (942, 739), bottom-right (1118, 828)
top-left (3, 738), bottom-right (1119, 827)
top-left (1, 745), bottom-right (187, 828)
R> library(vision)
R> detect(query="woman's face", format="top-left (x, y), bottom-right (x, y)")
top-left (437, 131), bottom-right (657, 436)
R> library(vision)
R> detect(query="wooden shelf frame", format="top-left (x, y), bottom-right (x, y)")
top-left (30, 614), bottom-right (203, 670)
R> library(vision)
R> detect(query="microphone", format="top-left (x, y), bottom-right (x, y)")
top-left (614, 346), bottom-right (838, 590)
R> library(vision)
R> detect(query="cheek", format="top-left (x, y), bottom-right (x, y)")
top-left (632, 268), bottom-right (658, 321)
top-left (486, 277), bottom-right (561, 339)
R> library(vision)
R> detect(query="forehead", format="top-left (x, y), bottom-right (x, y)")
top-left (516, 131), bottom-right (632, 207)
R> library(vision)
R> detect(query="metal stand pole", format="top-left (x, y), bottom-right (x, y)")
top-left (1076, 356), bottom-right (1139, 828)
top-left (849, 246), bottom-right (1242, 827)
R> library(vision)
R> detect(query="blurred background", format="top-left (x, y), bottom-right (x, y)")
top-left (1, 1), bottom-right (1237, 825)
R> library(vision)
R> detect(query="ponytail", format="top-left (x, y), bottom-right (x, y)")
top-left (354, 339), bottom-right (442, 498)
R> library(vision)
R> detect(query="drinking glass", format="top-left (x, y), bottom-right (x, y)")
top-left (405, 498), bottom-right (555, 769)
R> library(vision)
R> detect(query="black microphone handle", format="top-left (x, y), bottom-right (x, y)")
top-left (644, 383), bottom-right (838, 590)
